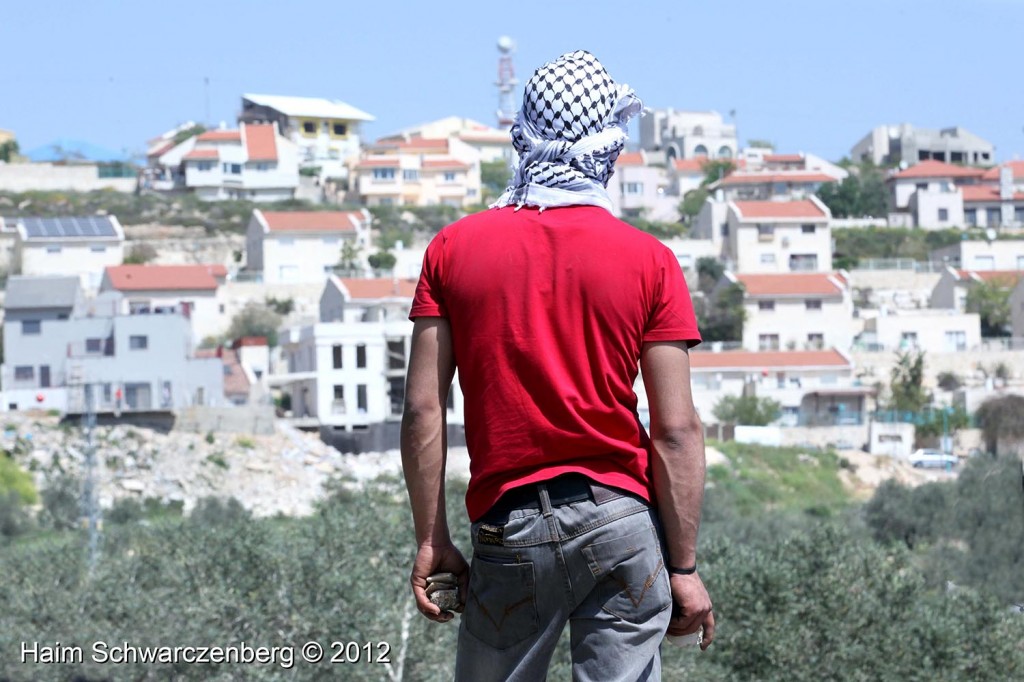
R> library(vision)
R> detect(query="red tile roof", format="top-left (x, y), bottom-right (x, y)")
top-left (375, 137), bottom-right (450, 152)
top-left (956, 270), bottom-right (1024, 286)
top-left (105, 265), bottom-right (222, 291)
top-left (422, 158), bottom-right (470, 169)
top-left (616, 152), bottom-right (644, 167)
top-left (892, 159), bottom-right (985, 180)
top-left (341, 278), bottom-right (418, 299)
top-left (260, 210), bottom-right (365, 233)
top-left (980, 161), bottom-right (1024, 182)
top-left (732, 200), bottom-right (827, 220)
top-left (719, 172), bottom-right (836, 186)
top-left (233, 336), bottom-right (268, 348)
top-left (672, 158), bottom-right (705, 173)
top-left (690, 349), bottom-right (850, 370)
top-left (197, 130), bottom-right (241, 142)
top-left (764, 154), bottom-right (803, 163)
top-left (961, 186), bottom-right (1024, 202)
top-left (243, 123), bottom-right (277, 161)
top-left (734, 272), bottom-right (845, 297)
top-left (183, 149), bottom-right (219, 160)
top-left (356, 158), bottom-right (401, 169)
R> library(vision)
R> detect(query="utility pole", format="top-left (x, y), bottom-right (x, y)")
top-left (81, 383), bottom-right (100, 571)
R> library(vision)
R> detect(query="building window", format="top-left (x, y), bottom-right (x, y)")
top-left (14, 366), bottom-right (34, 381)
top-left (86, 338), bottom-right (103, 354)
top-left (46, 245), bottom-right (61, 254)
top-left (801, 224), bottom-right (816, 234)
top-left (807, 333), bottom-right (824, 349)
top-left (758, 300), bottom-right (775, 311)
top-left (357, 384), bottom-right (368, 412)
top-left (1015, 207), bottom-right (1024, 224)
top-left (806, 299), bottom-right (822, 311)
top-left (91, 245), bottom-right (106, 253)
top-left (945, 331), bottom-right (967, 352)
top-left (443, 171), bottom-right (457, 183)
top-left (938, 208), bottom-right (949, 222)
top-left (720, 223), bottom-right (729, 237)
top-left (196, 161), bottom-right (214, 171)
top-left (758, 334), bottom-right (780, 351)
top-left (129, 335), bottom-right (148, 350)
top-left (373, 168), bottom-right (396, 181)
top-left (900, 332), bottom-right (918, 349)
top-left (302, 121), bottom-right (317, 135)
top-left (387, 339), bottom-right (405, 370)
top-left (332, 122), bottom-right (347, 136)
top-left (623, 182), bottom-right (643, 195)
top-left (332, 385), bottom-right (345, 414)
top-left (916, 182), bottom-right (928, 191)
top-left (356, 344), bottom-right (367, 368)
top-left (322, 237), bottom-right (339, 246)
top-left (255, 162), bottom-right (272, 171)
top-left (21, 320), bottom-right (41, 335)
top-left (332, 344), bottom-right (343, 369)
top-left (760, 253), bottom-right (776, 264)
top-left (389, 377), bottom-right (405, 416)
top-left (278, 237), bottom-right (295, 246)
top-left (222, 163), bottom-right (241, 174)
top-left (403, 169), bottom-right (419, 181)
top-left (789, 254), bottom-right (818, 271)
top-left (987, 208), bottom-right (1000, 226)
top-left (757, 224), bottom-right (774, 240)
top-left (379, 197), bottom-right (395, 206)
top-left (965, 208), bottom-right (977, 227)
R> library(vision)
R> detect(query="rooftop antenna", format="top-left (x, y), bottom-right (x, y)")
top-left (496, 37), bottom-right (518, 128)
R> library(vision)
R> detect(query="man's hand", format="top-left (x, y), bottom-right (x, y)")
top-left (667, 572), bottom-right (715, 650)
top-left (410, 540), bottom-right (470, 623)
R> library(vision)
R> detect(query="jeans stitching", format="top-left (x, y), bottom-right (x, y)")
top-left (498, 502), bottom-right (649, 547)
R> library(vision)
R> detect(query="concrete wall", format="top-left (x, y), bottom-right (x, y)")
top-left (869, 421), bottom-right (915, 458)
top-left (735, 424), bottom-right (869, 450)
top-left (0, 163), bottom-right (136, 192)
top-left (174, 404), bottom-right (276, 435)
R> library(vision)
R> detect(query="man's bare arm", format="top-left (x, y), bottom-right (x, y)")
top-left (401, 317), bottom-right (467, 622)
top-left (402, 317), bottom-right (456, 546)
top-left (641, 340), bottom-right (715, 647)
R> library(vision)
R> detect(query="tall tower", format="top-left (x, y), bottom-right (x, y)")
top-left (496, 36), bottom-right (518, 128)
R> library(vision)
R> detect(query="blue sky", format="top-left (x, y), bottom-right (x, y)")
top-left (3, 0), bottom-right (1022, 162)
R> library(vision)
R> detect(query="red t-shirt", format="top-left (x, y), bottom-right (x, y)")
top-left (410, 205), bottom-right (701, 521)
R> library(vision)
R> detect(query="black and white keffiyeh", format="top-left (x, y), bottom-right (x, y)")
top-left (492, 50), bottom-right (643, 212)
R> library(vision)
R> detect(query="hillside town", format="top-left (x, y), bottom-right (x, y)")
top-left (1, 41), bottom-right (1023, 492)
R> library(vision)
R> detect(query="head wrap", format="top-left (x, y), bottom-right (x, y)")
top-left (492, 50), bottom-right (643, 212)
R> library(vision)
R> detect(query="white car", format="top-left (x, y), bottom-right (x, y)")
top-left (909, 449), bottom-right (958, 469)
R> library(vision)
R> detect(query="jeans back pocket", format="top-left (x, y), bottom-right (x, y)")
top-left (581, 525), bottom-right (670, 624)
top-left (464, 555), bottom-right (539, 650)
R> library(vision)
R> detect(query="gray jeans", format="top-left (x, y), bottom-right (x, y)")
top-left (455, 478), bottom-right (672, 681)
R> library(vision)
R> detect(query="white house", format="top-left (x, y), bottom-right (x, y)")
top-left (960, 167), bottom-right (1024, 229)
top-left (606, 151), bottom-right (680, 223)
top-left (181, 123), bottom-right (300, 202)
top-left (99, 264), bottom-right (228, 344)
top-left (741, 152), bottom-right (848, 180)
top-left (10, 215), bottom-right (125, 290)
top-left (353, 137), bottom-right (482, 208)
top-left (723, 199), bottom-right (832, 273)
top-left (639, 109), bottom-right (737, 162)
top-left (239, 93), bottom-right (375, 179)
top-left (245, 209), bottom-right (371, 285)
top-left (644, 348), bottom-right (869, 427)
top-left (723, 272), bottom-right (855, 352)
top-left (275, 276), bottom-right (465, 451)
top-left (930, 266), bottom-right (1024, 312)
top-left (856, 309), bottom-right (981, 353)
top-left (930, 239), bottom-right (1024, 271)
